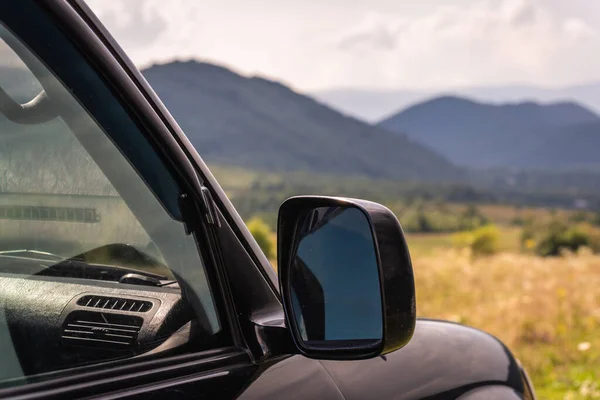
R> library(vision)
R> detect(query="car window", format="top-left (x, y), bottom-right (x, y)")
top-left (0, 14), bottom-right (221, 387)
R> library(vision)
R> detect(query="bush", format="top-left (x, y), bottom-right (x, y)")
top-left (399, 209), bottom-right (432, 233)
top-left (458, 204), bottom-right (488, 231)
top-left (470, 225), bottom-right (500, 255)
top-left (531, 220), bottom-right (600, 257)
top-left (246, 217), bottom-right (275, 260)
top-left (520, 223), bottom-right (536, 251)
top-left (511, 215), bottom-right (524, 226)
top-left (452, 225), bottom-right (500, 256)
top-left (399, 203), bottom-right (487, 233)
top-left (416, 212), bottom-right (434, 233)
top-left (592, 210), bottom-right (600, 227)
top-left (568, 210), bottom-right (588, 223)
top-left (533, 220), bottom-right (567, 257)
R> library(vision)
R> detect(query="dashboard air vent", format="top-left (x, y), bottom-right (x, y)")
top-left (77, 295), bottom-right (152, 313)
top-left (62, 311), bottom-right (143, 349)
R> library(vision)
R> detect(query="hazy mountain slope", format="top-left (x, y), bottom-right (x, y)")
top-left (141, 60), bottom-right (460, 181)
top-left (378, 96), bottom-right (600, 169)
top-left (314, 83), bottom-right (600, 123)
top-left (513, 121), bottom-right (600, 170)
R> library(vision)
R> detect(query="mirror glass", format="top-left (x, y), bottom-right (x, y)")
top-left (289, 206), bottom-right (382, 348)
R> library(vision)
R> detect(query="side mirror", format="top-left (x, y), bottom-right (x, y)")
top-left (277, 196), bottom-right (416, 360)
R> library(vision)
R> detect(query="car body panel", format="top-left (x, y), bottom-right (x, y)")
top-left (320, 319), bottom-right (526, 399)
top-left (237, 356), bottom-right (345, 400)
top-left (455, 386), bottom-right (524, 400)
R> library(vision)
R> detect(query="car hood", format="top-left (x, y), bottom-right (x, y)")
top-left (319, 318), bottom-right (527, 400)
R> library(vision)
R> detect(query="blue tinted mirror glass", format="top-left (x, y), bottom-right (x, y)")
top-left (289, 206), bottom-right (382, 347)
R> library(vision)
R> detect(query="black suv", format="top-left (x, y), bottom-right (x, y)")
top-left (0, 1), bottom-right (535, 399)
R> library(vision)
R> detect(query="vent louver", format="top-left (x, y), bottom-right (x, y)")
top-left (61, 311), bottom-right (143, 349)
top-left (77, 295), bottom-right (152, 313)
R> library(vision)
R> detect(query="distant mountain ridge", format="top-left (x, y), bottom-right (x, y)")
top-left (379, 95), bottom-right (600, 169)
top-left (141, 60), bottom-right (460, 181)
top-left (2, 61), bottom-right (600, 202)
top-left (314, 83), bottom-right (600, 122)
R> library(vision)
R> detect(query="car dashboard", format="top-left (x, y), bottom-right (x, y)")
top-left (0, 273), bottom-right (193, 379)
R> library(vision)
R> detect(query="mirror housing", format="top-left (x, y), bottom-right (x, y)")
top-left (278, 196), bottom-right (416, 360)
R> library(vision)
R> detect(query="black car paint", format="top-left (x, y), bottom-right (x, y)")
top-left (236, 320), bottom-right (528, 400)
top-left (320, 319), bottom-right (526, 400)
top-left (0, 0), bottom-right (531, 398)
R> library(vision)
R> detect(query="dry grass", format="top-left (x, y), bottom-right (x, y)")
top-left (266, 228), bottom-right (600, 397)
top-left (413, 247), bottom-right (600, 399)
top-left (407, 227), bottom-right (521, 255)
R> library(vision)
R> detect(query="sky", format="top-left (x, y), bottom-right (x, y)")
top-left (85, 0), bottom-right (600, 92)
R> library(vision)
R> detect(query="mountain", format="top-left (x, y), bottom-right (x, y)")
top-left (2, 62), bottom-right (600, 207)
top-left (378, 96), bottom-right (600, 169)
top-left (314, 83), bottom-right (600, 123)
top-left (515, 121), bottom-right (600, 170)
top-left (141, 60), bottom-right (459, 181)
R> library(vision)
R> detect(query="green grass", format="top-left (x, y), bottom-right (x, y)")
top-left (536, 364), bottom-right (600, 399)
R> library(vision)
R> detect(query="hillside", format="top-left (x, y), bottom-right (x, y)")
top-left (515, 121), bottom-right (600, 169)
top-left (4, 62), bottom-right (600, 203)
top-left (141, 61), bottom-right (459, 181)
top-left (210, 164), bottom-right (600, 227)
top-left (379, 96), bottom-right (600, 169)
top-left (314, 82), bottom-right (600, 122)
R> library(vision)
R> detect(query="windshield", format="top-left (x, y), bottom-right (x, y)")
top-left (0, 22), bottom-right (175, 279)
top-left (0, 2), bottom-right (225, 386)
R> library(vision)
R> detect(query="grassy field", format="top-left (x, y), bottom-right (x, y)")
top-left (265, 229), bottom-right (599, 398)
top-left (221, 164), bottom-right (600, 397)
top-left (407, 226), bottom-right (522, 255)
top-left (406, 234), bottom-right (600, 399)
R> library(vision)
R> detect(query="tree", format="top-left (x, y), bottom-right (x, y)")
top-left (246, 217), bottom-right (275, 260)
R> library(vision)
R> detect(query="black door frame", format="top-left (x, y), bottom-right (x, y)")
top-left (0, 0), bottom-right (283, 397)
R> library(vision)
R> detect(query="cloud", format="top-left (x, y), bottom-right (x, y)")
top-left (503, 0), bottom-right (537, 27)
top-left (337, 12), bottom-right (403, 51)
top-left (85, 0), bottom-right (205, 67)
top-left (86, 0), bottom-right (167, 47)
top-left (84, 0), bottom-right (600, 91)
top-left (563, 18), bottom-right (596, 39)
top-left (330, 0), bottom-right (598, 88)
